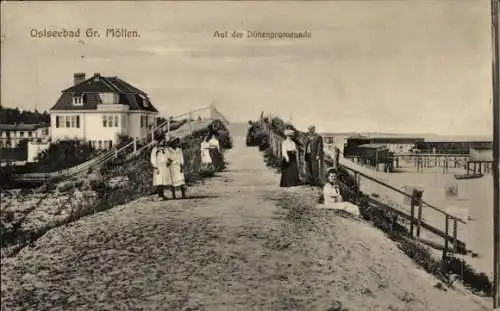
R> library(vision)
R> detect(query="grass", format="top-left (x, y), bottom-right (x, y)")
top-left (249, 117), bottom-right (494, 298)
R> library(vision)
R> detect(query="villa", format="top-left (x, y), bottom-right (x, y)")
top-left (49, 72), bottom-right (159, 150)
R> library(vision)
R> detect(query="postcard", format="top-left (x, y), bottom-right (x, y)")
top-left (1, 1), bottom-right (499, 310)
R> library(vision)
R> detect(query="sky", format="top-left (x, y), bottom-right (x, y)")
top-left (0, 0), bottom-right (495, 135)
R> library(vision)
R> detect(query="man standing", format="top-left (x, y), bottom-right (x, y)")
top-left (333, 145), bottom-right (340, 169)
top-left (305, 125), bottom-right (324, 186)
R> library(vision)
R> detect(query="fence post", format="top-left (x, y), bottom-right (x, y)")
top-left (416, 204), bottom-right (422, 238)
top-left (453, 219), bottom-right (458, 253)
top-left (188, 112), bottom-right (193, 134)
top-left (167, 118), bottom-right (171, 133)
top-left (443, 215), bottom-right (450, 260)
top-left (410, 199), bottom-right (415, 238)
top-left (133, 137), bottom-right (137, 152)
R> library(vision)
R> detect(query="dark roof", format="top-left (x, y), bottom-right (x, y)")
top-left (0, 123), bottom-right (49, 131)
top-left (370, 137), bottom-right (425, 143)
top-left (50, 74), bottom-right (158, 112)
top-left (347, 134), bottom-right (371, 140)
top-left (357, 143), bottom-right (388, 149)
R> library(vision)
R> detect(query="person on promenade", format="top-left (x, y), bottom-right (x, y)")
top-left (165, 137), bottom-right (187, 199)
top-left (320, 169), bottom-right (360, 217)
top-left (150, 137), bottom-right (169, 200)
top-left (200, 135), bottom-right (213, 172)
top-left (280, 129), bottom-right (301, 187)
top-left (207, 131), bottom-right (223, 171)
top-left (333, 145), bottom-right (340, 169)
top-left (323, 169), bottom-right (343, 204)
top-left (304, 125), bottom-right (325, 186)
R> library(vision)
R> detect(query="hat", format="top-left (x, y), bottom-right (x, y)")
top-left (284, 129), bottom-right (294, 136)
top-left (308, 125), bottom-right (316, 131)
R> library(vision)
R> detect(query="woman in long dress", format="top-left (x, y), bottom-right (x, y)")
top-left (280, 129), bottom-right (301, 187)
top-left (200, 136), bottom-right (214, 173)
top-left (165, 137), bottom-right (187, 199)
top-left (150, 139), bottom-right (168, 200)
top-left (207, 133), bottom-right (223, 171)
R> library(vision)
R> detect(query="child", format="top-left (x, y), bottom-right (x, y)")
top-left (165, 137), bottom-right (187, 199)
top-left (323, 169), bottom-right (344, 204)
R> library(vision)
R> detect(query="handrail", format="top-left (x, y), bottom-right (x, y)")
top-left (14, 105), bottom-right (219, 181)
top-left (394, 153), bottom-right (469, 157)
top-left (259, 115), bottom-right (466, 225)
top-left (325, 151), bottom-right (467, 224)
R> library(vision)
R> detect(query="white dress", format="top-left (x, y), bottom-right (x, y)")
top-left (150, 146), bottom-right (169, 186)
top-left (320, 183), bottom-right (360, 217)
top-left (200, 140), bottom-right (212, 165)
top-left (165, 147), bottom-right (186, 187)
top-left (323, 183), bottom-right (343, 204)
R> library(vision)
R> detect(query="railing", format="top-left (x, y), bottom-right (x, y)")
top-left (14, 105), bottom-right (223, 183)
top-left (258, 114), bottom-right (467, 256)
top-left (334, 150), bottom-right (466, 253)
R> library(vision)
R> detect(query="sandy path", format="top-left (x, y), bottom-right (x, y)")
top-left (0, 139), bottom-right (490, 311)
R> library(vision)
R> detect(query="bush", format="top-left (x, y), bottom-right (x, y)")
top-left (32, 140), bottom-right (96, 173)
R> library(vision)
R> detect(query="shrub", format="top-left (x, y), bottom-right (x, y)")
top-left (32, 140), bottom-right (95, 173)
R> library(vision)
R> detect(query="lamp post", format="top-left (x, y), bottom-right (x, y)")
top-left (491, 0), bottom-right (500, 308)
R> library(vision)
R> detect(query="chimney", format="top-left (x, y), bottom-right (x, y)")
top-left (74, 73), bottom-right (86, 85)
top-left (93, 73), bottom-right (101, 82)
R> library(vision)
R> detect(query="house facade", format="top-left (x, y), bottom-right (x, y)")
top-left (0, 123), bottom-right (50, 148)
top-left (49, 73), bottom-right (159, 150)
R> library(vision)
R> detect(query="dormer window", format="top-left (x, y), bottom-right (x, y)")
top-left (139, 94), bottom-right (149, 107)
top-left (73, 94), bottom-right (84, 106)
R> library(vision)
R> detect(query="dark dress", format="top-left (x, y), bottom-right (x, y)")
top-left (209, 147), bottom-right (224, 171)
top-left (280, 151), bottom-right (301, 187)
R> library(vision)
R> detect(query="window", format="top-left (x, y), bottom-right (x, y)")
top-left (71, 116), bottom-right (76, 128)
top-left (103, 115), bottom-right (107, 127)
top-left (98, 140), bottom-right (102, 149)
top-left (74, 96), bottom-right (83, 105)
top-left (19, 131), bottom-right (24, 137)
top-left (65, 116), bottom-right (71, 128)
top-left (108, 116), bottom-right (113, 128)
top-left (140, 115), bottom-right (149, 128)
top-left (76, 116), bottom-right (80, 128)
top-left (114, 115), bottom-right (119, 127)
top-left (28, 132), bottom-right (32, 137)
top-left (122, 115), bottom-right (127, 128)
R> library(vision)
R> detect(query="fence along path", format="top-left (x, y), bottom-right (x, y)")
top-left (259, 116), bottom-right (467, 257)
top-left (13, 106), bottom-right (223, 183)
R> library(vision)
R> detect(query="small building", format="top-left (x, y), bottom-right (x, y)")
top-left (0, 123), bottom-right (50, 148)
top-left (368, 136), bottom-right (424, 153)
top-left (414, 138), bottom-right (492, 154)
top-left (49, 72), bottom-right (159, 150)
top-left (343, 134), bottom-right (424, 156)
